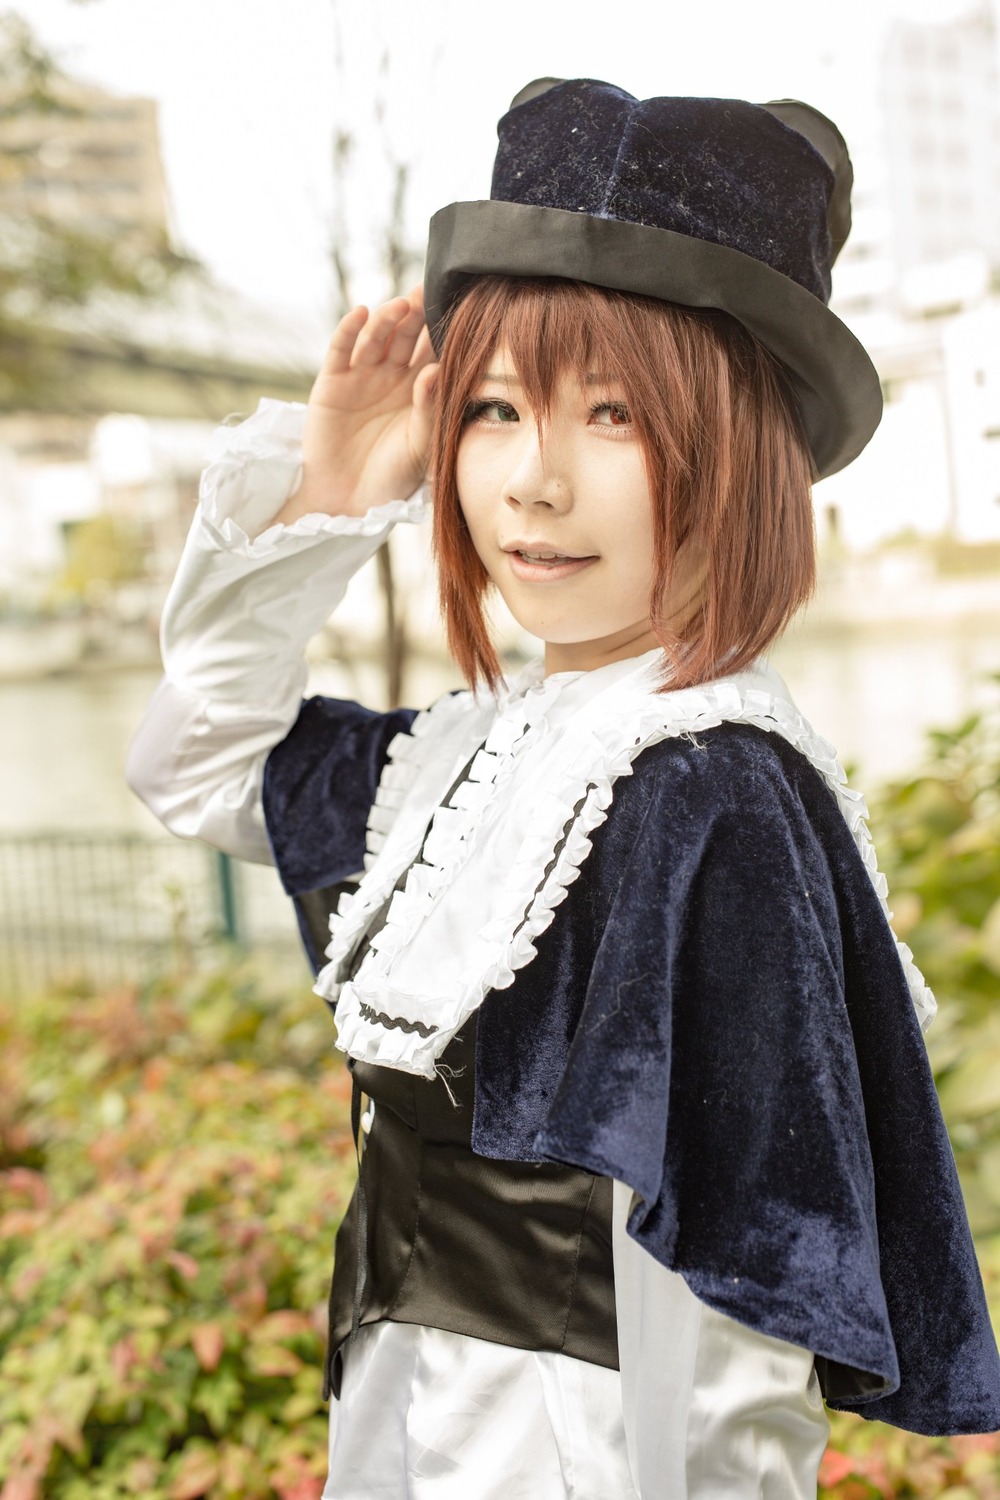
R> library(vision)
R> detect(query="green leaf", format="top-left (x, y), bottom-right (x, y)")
top-left (938, 1049), bottom-right (1000, 1121)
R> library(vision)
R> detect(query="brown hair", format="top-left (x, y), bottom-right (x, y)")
top-left (430, 276), bottom-right (816, 693)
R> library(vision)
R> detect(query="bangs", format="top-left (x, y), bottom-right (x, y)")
top-left (449, 277), bottom-right (639, 417)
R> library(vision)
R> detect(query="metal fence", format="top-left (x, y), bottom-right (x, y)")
top-left (0, 831), bottom-right (303, 997)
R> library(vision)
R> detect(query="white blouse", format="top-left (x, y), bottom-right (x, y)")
top-left (126, 398), bottom-right (830, 1498)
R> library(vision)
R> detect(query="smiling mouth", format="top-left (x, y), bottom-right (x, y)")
top-left (503, 547), bottom-right (598, 581)
top-left (505, 546), bottom-right (596, 563)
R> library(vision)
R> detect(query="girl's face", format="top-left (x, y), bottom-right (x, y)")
top-left (456, 348), bottom-right (662, 676)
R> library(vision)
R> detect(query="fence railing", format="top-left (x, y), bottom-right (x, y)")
top-left (0, 831), bottom-right (303, 997)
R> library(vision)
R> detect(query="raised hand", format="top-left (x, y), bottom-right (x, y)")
top-left (272, 286), bottom-right (438, 525)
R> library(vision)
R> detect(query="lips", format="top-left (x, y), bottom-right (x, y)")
top-left (502, 545), bottom-right (598, 582)
top-left (502, 542), bottom-right (595, 562)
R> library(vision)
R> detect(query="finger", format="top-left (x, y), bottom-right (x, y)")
top-left (351, 296), bottom-right (412, 367)
top-left (409, 362), bottom-right (440, 471)
top-left (323, 305), bottom-right (369, 375)
top-left (408, 325), bottom-right (436, 373)
top-left (384, 301), bottom-right (427, 368)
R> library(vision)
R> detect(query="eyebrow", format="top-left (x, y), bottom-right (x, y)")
top-left (480, 372), bottom-right (617, 385)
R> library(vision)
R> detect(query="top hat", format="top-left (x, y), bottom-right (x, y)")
top-left (423, 78), bottom-right (882, 479)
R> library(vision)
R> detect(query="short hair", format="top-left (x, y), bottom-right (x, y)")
top-left (430, 275), bottom-right (816, 693)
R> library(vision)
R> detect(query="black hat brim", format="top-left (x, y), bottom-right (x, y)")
top-left (424, 199), bottom-right (882, 480)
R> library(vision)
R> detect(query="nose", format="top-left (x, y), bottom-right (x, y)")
top-left (502, 420), bottom-right (572, 513)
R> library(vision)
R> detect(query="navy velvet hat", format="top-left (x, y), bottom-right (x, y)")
top-left (423, 77), bottom-right (883, 479)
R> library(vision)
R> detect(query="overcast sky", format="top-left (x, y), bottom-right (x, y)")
top-left (22, 0), bottom-right (987, 328)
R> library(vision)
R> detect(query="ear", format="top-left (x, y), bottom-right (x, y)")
top-left (507, 77), bottom-right (565, 111)
top-left (761, 99), bottom-right (853, 265)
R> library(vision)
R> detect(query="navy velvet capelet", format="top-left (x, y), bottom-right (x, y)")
top-left (261, 692), bottom-right (1000, 1436)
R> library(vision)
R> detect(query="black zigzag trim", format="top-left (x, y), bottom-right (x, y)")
top-left (358, 1001), bottom-right (439, 1038)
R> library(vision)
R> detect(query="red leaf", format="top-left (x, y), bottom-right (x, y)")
top-left (165, 1249), bottom-right (199, 1281)
top-left (111, 1336), bottom-right (139, 1382)
top-left (191, 1322), bottom-right (224, 1372)
top-left (12, 1264), bottom-right (45, 1302)
top-left (818, 1447), bottom-right (857, 1485)
top-left (252, 1310), bottom-right (312, 1342)
top-left (169, 1447), bottom-right (219, 1500)
top-left (1, 1169), bottom-right (49, 1208)
top-left (1, 1479), bottom-right (40, 1500)
top-left (276, 1479), bottom-right (324, 1500)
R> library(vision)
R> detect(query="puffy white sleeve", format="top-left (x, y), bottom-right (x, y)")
top-left (125, 398), bottom-right (427, 865)
top-left (612, 1180), bottom-right (830, 1498)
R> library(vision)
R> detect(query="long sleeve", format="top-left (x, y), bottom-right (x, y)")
top-left (612, 1180), bottom-right (829, 1498)
top-left (125, 399), bottom-right (427, 863)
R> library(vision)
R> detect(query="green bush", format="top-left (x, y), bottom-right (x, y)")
top-left (819, 677), bottom-right (1000, 1496)
top-left (0, 957), bottom-right (355, 1499)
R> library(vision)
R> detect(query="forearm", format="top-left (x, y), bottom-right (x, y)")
top-left (612, 1180), bottom-right (829, 1498)
top-left (125, 399), bottom-right (426, 861)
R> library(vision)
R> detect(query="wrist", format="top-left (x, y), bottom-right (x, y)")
top-left (268, 489), bottom-right (358, 531)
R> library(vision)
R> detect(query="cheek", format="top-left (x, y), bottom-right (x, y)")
top-left (598, 471), bottom-right (656, 586)
top-left (455, 438), bottom-right (503, 539)
top-left (455, 444), bottom-right (493, 560)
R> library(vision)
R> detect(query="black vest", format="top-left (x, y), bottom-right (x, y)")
top-left (324, 1015), bottom-right (619, 1400)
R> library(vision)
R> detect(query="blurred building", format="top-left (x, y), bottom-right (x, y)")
top-left (0, 60), bottom-right (320, 635)
top-left (881, 1), bottom-right (1000, 276)
top-left (819, 0), bottom-right (1000, 560)
top-left (0, 69), bottom-right (173, 250)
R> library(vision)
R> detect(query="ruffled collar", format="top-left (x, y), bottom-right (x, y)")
top-left (314, 650), bottom-right (935, 1079)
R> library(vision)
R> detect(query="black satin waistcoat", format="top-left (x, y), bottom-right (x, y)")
top-left (325, 1016), bottom-right (619, 1400)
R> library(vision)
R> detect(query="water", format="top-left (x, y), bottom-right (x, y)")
top-left (1, 620), bottom-right (998, 837)
top-left (769, 618), bottom-right (1000, 784)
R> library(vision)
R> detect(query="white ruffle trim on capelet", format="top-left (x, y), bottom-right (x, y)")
top-left (313, 650), bottom-right (937, 1079)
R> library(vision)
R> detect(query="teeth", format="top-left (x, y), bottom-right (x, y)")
top-left (520, 551), bottom-right (571, 561)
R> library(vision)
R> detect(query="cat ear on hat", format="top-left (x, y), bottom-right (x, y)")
top-left (762, 99), bottom-right (854, 264)
top-left (508, 77), bottom-right (565, 110)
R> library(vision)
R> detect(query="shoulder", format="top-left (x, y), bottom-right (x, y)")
top-left (590, 719), bottom-right (867, 929)
top-left (624, 719), bottom-right (844, 837)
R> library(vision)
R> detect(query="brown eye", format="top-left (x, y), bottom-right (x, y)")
top-left (590, 402), bottom-right (631, 427)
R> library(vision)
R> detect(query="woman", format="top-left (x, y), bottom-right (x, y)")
top-left (128, 79), bottom-right (1000, 1497)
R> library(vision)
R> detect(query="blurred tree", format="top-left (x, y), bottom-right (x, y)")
top-left (327, 4), bottom-right (430, 708)
top-left (57, 512), bottom-right (145, 601)
top-left (0, 11), bottom-right (195, 409)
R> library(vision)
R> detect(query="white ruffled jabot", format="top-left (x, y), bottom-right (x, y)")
top-left (313, 650), bottom-right (936, 1079)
